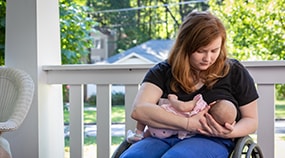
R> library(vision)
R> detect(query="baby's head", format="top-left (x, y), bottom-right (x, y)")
top-left (209, 100), bottom-right (237, 126)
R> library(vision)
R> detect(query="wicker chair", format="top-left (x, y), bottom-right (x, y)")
top-left (112, 135), bottom-right (264, 158)
top-left (0, 67), bottom-right (34, 158)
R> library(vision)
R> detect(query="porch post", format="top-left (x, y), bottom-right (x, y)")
top-left (5, 0), bottom-right (64, 158)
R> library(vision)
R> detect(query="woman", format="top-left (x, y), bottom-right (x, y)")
top-left (120, 11), bottom-right (258, 158)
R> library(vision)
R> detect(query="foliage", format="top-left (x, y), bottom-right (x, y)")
top-left (112, 92), bottom-right (125, 106)
top-left (86, 92), bottom-right (125, 106)
top-left (60, 0), bottom-right (97, 64)
top-left (209, 0), bottom-right (285, 61)
top-left (0, 0), bottom-right (97, 65)
top-left (89, 0), bottom-right (208, 54)
top-left (276, 84), bottom-right (285, 100)
top-left (86, 93), bottom-right (96, 105)
top-left (60, 0), bottom-right (98, 100)
top-left (0, 1), bottom-right (5, 65)
top-left (72, 0), bottom-right (87, 6)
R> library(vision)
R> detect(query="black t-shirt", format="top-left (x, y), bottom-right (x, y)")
top-left (142, 59), bottom-right (259, 120)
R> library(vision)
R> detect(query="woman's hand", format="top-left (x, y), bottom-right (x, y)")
top-left (197, 113), bottom-right (235, 138)
top-left (185, 105), bottom-right (210, 132)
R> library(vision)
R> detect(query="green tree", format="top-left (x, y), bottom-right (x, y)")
top-left (88, 0), bottom-right (139, 54)
top-left (60, 0), bottom-right (97, 64)
top-left (0, 1), bottom-right (6, 65)
top-left (1, 0), bottom-right (96, 65)
top-left (209, 0), bottom-right (285, 61)
top-left (59, 0), bottom-right (98, 104)
top-left (89, 0), bottom-right (208, 54)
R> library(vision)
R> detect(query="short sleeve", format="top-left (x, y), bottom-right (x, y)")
top-left (230, 59), bottom-right (259, 106)
top-left (142, 61), bottom-right (171, 90)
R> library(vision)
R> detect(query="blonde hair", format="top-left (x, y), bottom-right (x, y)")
top-left (168, 11), bottom-right (230, 93)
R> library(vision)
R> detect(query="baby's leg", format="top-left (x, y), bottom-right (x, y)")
top-left (190, 94), bottom-right (208, 116)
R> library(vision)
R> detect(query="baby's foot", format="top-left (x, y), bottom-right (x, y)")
top-left (190, 94), bottom-right (208, 116)
top-left (194, 94), bottom-right (207, 107)
top-left (126, 130), bottom-right (144, 143)
top-left (193, 94), bottom-right (202, 102)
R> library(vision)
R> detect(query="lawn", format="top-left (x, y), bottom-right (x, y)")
top-left (64, 105), bottom-right (125, 124)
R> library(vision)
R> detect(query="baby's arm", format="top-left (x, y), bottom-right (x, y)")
top-left (168, 94), bottom-right (196, 112)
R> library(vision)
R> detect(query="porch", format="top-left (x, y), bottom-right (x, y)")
top-left (3, 0), bottom-right (285, 158)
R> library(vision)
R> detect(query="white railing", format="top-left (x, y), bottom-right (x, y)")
top-left (43, 60), bottom-right (285, 158)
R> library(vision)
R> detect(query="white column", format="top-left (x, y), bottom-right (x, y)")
top-left (5, 0), bottom-right (64, 158)
top-left (69, 85), bottom-right (84, 158)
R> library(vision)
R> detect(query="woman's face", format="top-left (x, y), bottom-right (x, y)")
top-left (190, 37), bottom-right (222, 71)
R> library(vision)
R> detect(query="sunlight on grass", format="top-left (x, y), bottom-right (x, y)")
top-left (84, 110), bottom-right (96, 123)
top-left (112, 106), bottom-right (126, 123)
top-left (64, 105), bottom-right (126, 123)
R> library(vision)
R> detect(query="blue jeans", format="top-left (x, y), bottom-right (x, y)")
top-left (120, 135), bottom-right (235, 158)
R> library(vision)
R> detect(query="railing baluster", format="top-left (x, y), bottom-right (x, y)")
top-left (124, 84), bottom-right (140, 136)
top-left (96, 84), bottom-right (112, 158)
top-left (69, 84), bottom-right (84, 158)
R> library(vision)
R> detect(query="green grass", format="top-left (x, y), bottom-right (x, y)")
top-left (64, 105), bottom-right (125, 124)
top-left (64, 136), bottom-right (124, 147)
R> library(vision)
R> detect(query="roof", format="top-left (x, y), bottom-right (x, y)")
top-left (104, 39), bottom-right (174, 64)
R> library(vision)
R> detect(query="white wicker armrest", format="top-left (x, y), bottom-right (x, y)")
top-left (0, 67), bottom-right (34, 132)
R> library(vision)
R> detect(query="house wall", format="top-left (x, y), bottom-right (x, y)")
top-left (90, 31), bottom-right (117, 63)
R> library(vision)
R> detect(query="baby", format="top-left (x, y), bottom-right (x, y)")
top-left (127, 94), bottom-right (237, 143)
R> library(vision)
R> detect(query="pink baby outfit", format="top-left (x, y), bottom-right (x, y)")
top-left (148, 94), bottom-right (208, 139)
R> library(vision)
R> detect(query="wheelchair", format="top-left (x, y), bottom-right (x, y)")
top-left (112, 135), bottom-right (264, 158)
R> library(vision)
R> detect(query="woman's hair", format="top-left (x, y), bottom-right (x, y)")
top-left (168, 11), bottom-right (230, 93)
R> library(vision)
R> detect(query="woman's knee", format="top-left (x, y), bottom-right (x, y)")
top-left (120, 137), bottom-right (171, 158)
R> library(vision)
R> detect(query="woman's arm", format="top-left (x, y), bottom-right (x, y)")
top-left (197, 99), bottom-right (258, 138)
top-left (227, 100), bottom-right (258, 137)
top-left (131, 82), bottom-right (205, 132)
